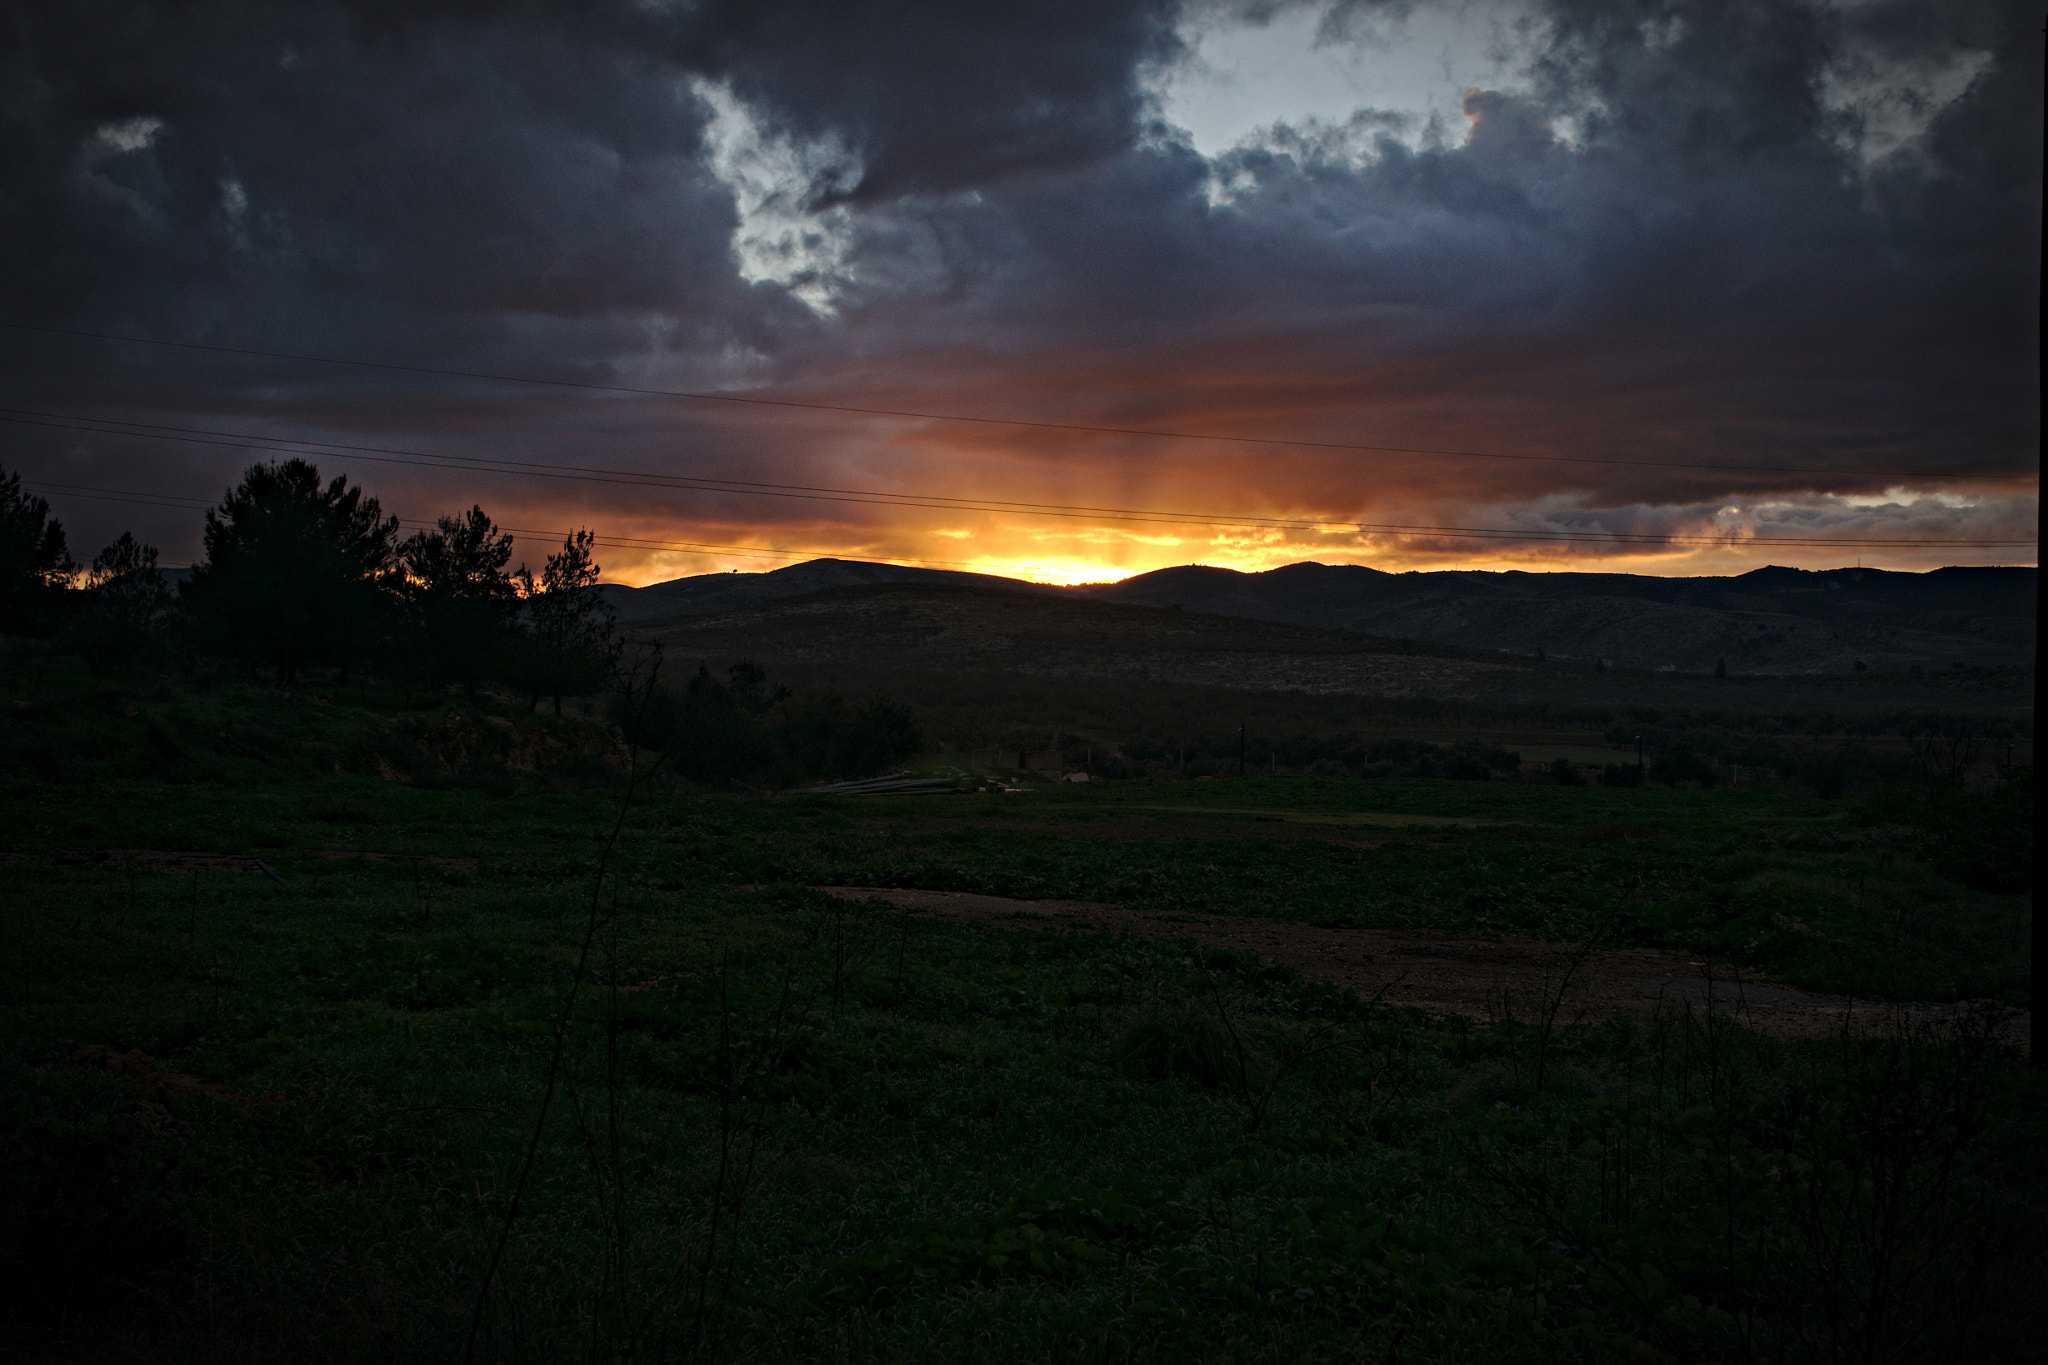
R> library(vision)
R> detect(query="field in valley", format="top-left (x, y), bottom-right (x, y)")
top-left (2, 668), bottom-right (2040, 1363)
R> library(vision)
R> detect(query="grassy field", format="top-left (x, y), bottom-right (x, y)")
top-left (2, 672), bottom-right (2040, 1362)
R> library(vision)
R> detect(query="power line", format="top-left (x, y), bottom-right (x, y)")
top-left (7, 410), bottom-right (2033, 550)
top-left (3, 320), bottom-right (2037, 484)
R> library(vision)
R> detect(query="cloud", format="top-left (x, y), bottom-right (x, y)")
top-left (690, 76), bottom-right (860, 313)
top-left (669, 0), bottom-right (1184, 202)
top-left (0, 0), bottom-right (2033, 582)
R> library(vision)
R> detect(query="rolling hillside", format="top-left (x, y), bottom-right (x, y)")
top-left (642, 582), bottom-right (2032, 715)
top-left (1087, 562), bottom-right (2035, 675)
top-left (606, 558), bottom-right (2035, 676)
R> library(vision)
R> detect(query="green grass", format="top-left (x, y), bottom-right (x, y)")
top-left (13, 751), bottom-right (2020, 1004)
top-left (0, 668), bottom-right (2039, 1362)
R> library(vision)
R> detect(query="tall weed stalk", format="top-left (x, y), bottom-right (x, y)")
top-left (463, 642), bottom-right (668, 1364)
top-left (1469, 1001), bottom-right (2026, 1363)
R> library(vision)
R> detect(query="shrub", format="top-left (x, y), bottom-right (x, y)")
top-left (1117, 1009), bottom-right (1242, 1090)
top-left (1649, 745), bottom-right (1716, 787)
top-left (65, 533), bottom-right (175, 675)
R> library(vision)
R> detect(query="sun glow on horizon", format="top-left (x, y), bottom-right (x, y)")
top-left (579, 483), bottom-right (2038, 589)
top-left (590, 533), bottom-right (2036, 591)
top-left (957, 557), bottom-right (1141, 586)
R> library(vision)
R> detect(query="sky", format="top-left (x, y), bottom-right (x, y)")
top-left (0, 0), bottom-right (2038, 586)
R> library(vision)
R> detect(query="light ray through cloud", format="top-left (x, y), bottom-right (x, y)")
top-left (0, 0), bottom-right (2034, 587)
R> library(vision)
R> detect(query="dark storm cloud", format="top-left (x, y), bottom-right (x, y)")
top-left (3, 4), bottom-right (748, 351)
top-left (671, 0), bottom-right (1183, 202)
top-left (802, 0), bottom-right (2039, 505)
top-left (0, 0), bottom-right (2035, 574)
top-left (0, 0), bottom-right (1191, 423)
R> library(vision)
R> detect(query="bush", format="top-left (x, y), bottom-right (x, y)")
top-left (1801, 745), bottom-right (1864, 799)
top-left (1598, 763), bottom-right (1641, 787)
top-left (1923, 766), bottom-right (2033, 893)
top-left (1117, 1009), bottom-right (1241, 1090)
top-left (616, 661), bottom-right (921, 786)
top-left (64, 533), bottom-right (175, 676)
top-left (1649, 745), bottom-right (1716, 787)
top-left (777, 691), bottom-right (922, 782)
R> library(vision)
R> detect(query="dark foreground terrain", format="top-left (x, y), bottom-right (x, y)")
top-left (1, 664), bottom-right (2040, 1364)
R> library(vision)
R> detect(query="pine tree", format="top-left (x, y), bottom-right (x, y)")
top-left (398, 505), bottom-right (518, 696)
top-left (512, 530), bottom-right (618, 714)
top-left (0, 463), bottom-right (76, 637)
top-left (68, 532), bottom-right (175, 674)
top-left (182, 460), bottom-right (401, 683)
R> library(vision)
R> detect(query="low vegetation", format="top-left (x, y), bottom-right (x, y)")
top-left (1, 655), bottom-right (2038, 1362)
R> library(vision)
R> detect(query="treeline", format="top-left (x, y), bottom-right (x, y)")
top-left (2, 459), bottom-right (616, 712)
top-left (1114, 733), bottom-right (1526, 782)
top-left (2, 461), bottom-right (925, 785)
top-left (616, 661), bottom-right (921, 786)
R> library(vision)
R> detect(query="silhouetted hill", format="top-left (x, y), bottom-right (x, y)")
top-left (1086, 562), bottom-right (2034, 675)
top-left (607, 558), bottom-right (2034, 675)
top-left (600, 557), bottom-right (1050, 622)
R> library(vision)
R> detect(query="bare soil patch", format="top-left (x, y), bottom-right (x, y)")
top-left (859, 813), bottom-right (1403, 848)
top-left (817, 886), bottom-right (2029, 1050)
top-left (72, 1044), bottom-right (285, 1108)
top-left (309, 849), bottom-right (479, 871)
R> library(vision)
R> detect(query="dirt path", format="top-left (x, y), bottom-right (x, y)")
top-left (817, 887), bottom-right (2029, 1050)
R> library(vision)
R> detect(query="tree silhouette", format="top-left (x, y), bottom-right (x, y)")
top-left (68, 532), bottom-right (175, 674)
top-left (398, 505), bottom-right (519, 696)
top-left (512, 530), bottom-right (618, 714)
top-left (0, 463), bottom-right (76, 637)
top-left (182, 459), bottom-right (400, 683)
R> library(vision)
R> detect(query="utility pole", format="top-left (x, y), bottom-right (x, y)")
top-left (1238, 722), bottom-right (1246, 779)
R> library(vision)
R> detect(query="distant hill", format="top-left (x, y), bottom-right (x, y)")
top-left (600, 557), bottom-right (1050, 622)
top-left (645, 582), bottom-right (1537, 703)
top-left (1085, 563), bottom-right (2035, 675)
top-left (643, 582), bottom-right (2031, 715)
top-left (604, 557), bottom-right (2035, 675)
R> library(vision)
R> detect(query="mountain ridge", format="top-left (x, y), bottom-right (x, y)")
top-left (601, 556), bottom-right (1057, 622)
top-left (602, 558), bottom-right (2035, 676)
